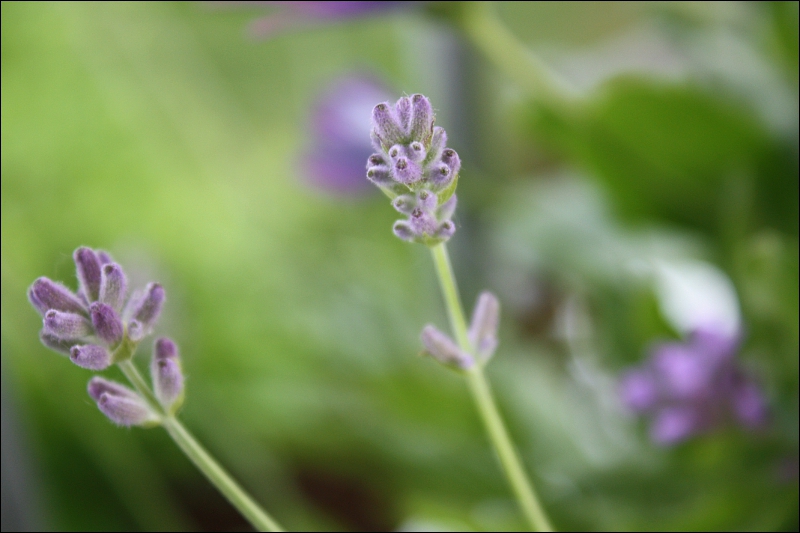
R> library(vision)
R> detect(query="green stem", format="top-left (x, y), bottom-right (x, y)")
top-left (118, 360), bottom-right (284, 532)
top-left (430, 244), bottom-right (553, 532)
top-left (457, 1), bottom-right (578, 108)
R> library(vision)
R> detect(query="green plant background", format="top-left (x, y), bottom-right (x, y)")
top-left (2, 2), bottom-right (797, 531)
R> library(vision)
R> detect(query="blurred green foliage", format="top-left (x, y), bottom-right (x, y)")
top-left (2, 2), bottom-right (797, 531)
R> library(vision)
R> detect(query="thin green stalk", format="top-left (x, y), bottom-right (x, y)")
top-left (118, 360), bottom-right (284, 532)
top-left (430, 244), bottom-right (553, 532)
top-left (457, 1), bottom-right (578, 108)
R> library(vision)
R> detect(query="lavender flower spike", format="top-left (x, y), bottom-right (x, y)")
top-left (421, 325), bottom-right (474, 370)
top-left (366, 94), bottom-right (460, 246)
top-left (88, 377), bottom-right (158, 427)
top-left (151, 338), bottom-right (185, 412)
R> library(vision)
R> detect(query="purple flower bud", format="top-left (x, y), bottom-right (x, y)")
top-left (90, 302), bottom-right (124, 346)
top-left (74, 247), bottom-right (102, 302)
top-left (441, 148), bottom-right (461, 176)
top-left (152, 340), bottom-right (184, 411)
top-left (392, 155), bottom-right (423, 185)
top-left (96, 250), bottom-right (113, 265)
top-left (372, 102), bottom-right (405, 148)
top-left (426, 126), bottom-right (447, 164)
top-left (395, 96), bottom-right (412, 132)
top-left (29, 277), bottom-right (87, 316)
top-left (70, 344), bottom-right (111, 370)
top-left (409, 94), bottom-right (434, 143)
top-left (408, 141), bottom-right (426, 163)
top-left (88, 376), bottom-right (141, 402)
top-left (427, 164), bottom-right (453, 190)
top-left (468, 292), bottom-right (500, 361)
top-left (43, 310), bottom-right (92, 340)
top-left (127, 319), bottom-right (146, 342)
top-left (730, 372), bottom-right (768, 428)
top-left (409, 208), bottom-right (437, 236)
top-left (421, 325), bottom-right (474, 370)
top-left (131, 283), bottom-right (165, 328)
top-left (39, 330), bottom-right (79, 355)
top-left (392, 194), bottom-right (416, 215)
top-left (393, 221), bottom-right (415, 242)
top-left (366, 165), bottom-right (394, 188)
top-left (417, 190), bottom-right (437, 212)
top-left (97, 392), bottom-right (157, 427)
top-left (99, 263), bottom-right (127, 312)
top-left (434, 221), bottom-right (456, 242)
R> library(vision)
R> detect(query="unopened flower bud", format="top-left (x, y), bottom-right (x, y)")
top-left (44, 310), bottom-right (92, 340)
top-left (127, 319), bottom-right (146, 342)
top-left (441, 148), bottom-right (461, 176)
top-left (131, 283), bottom-right (165, 328)
top-left (152, 338), bottom-right (184, 411)
top-left (409, 94), bottom-right (434, 143)
top-left (434, 221), bottom-right (456, 242)
top-left (39, 330), bottom-right (79, 355)
top-left (372, 102), bottom-right (404, 148)
top-left (417, 190), bottom-right (437, 212)
top-left (468, 292), bottom-right (500, 361)
top-left (395, 95), bottom-right (412, 132)
top-left (421, 325), bottom-right (474, 370)
top-left (426, 127), bottom-right (447, 163)
top-left (70, 344), bottom-right (111, 370)
top-left (29, 278), bottom-right (87, 316)
top-left (392, 194), bottom-right (416, 215)
top-left (98, 392), bottom-right (157, 427)
top-left (90, 302), bottom-right (124, 346)
top-left (99, 263), bottom-right (127, 312)
top-left (87, 377), bottom-right (158, 426)
top-left (393, 221), bottom-right (415, 242)
top-left (409, 208), bottom-right (437, 236)
top-left (74, 247), bottom-right (102, 302)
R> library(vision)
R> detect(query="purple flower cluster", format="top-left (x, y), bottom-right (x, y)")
top-left (302, 75), bottom-right (392, 194)
top-left (620, 329), bottom-right (768, 445)
top-left (367, 94), bottom-right (461, 245)
top-left (28, 247), bottom-right (185, 425)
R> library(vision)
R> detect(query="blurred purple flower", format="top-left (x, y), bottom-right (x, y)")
top-left (241, 2), bottom-right (405, 38)
top-left (301, 75), bottom-right (393, 195)
top-left (619, 328), bottom-right (768, 445)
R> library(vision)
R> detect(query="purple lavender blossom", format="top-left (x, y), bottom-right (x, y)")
top-left (151, 338), bottom-right (185, 412)
top-left (87, 377), bottom-right (158, 427)
top-left (620, 328), bottom-right (768, 445)
top-left (301, 75), bottom-right (392, 194)
top-left (28, 247), bottom-right (167, 369)
top-left (367, 94), bottom-right (461, 246)
top-left (244, 2), bottom-right (404, 38)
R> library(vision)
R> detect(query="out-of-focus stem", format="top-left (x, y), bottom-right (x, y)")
top-left (458, 1), bottom-right (578, 108)
top-left (118, 360), bottom-right (284, 532)
top-left (430, 244), bottom-right (554, 532)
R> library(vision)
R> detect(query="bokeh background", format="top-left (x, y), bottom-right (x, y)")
top-left (1, 2), bottom-right (797, 531)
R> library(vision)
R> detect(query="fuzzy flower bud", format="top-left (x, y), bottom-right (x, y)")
top-left (28, 278), bottom-right (87, 316)
top-left (151, 338), bottom-right (184, 412)
top-left (87, 377), bottom-right (158, 427)
top-left (43, 310), bottom-right (92, 340)
top-left (74, 247), bottom-right (103, 303)
top-left (99, 263), bottom-right (127, 312)
top-left (70, 344), bottom-right (112, 371)
top-left (130, 283), bottom-right (165, 330)
top-left (366, 94), bottom-right (460, 245)
top-left (90, 302), bottom-right (124, 347)
top-left (39, 331), bottom-right (78, 355)
top-left (421, 325), bottom-right (474, 370)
